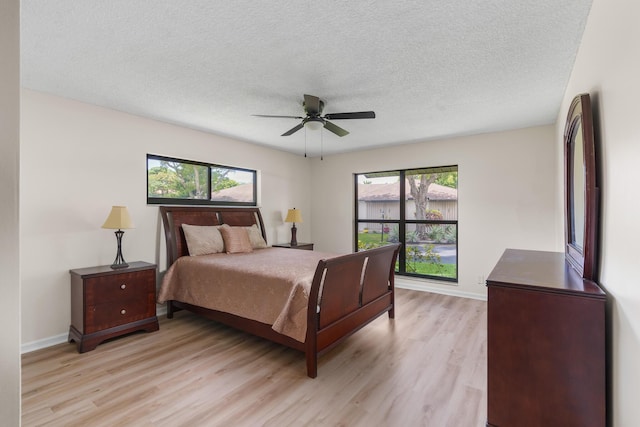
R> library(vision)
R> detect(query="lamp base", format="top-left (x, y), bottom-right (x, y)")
top-left (290, 224), bottom-right (298, 246)
top-left (110, 229), bottom-right (129, 270)
top-left (110, 262), bottom-right (129, 270)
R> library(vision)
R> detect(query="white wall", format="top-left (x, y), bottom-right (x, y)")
top-left (20, 90), bottom-right (312, 346)
top-left (0, 0), bottom-right (21, 424)
top-left (311, 125), bottom-right (560, 298)
top-left (557, 0), bottom-right (640, 424)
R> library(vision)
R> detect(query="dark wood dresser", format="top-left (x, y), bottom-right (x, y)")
top-left (486, 249), bottom-right (606, 427)
top-left (68, 261), bottom-right (159, 352)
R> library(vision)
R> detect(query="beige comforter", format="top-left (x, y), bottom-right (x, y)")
top-left (157, 247), bottom-right (336, 342)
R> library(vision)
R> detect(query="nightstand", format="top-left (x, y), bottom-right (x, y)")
top-left (272, 242), bottom-right (314, 250)
top-left (68, 261), bottom-right (159, 353)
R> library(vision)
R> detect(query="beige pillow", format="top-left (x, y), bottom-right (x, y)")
top-left (182, 224), bottom-right (224, 256)
top-left (219, 224), bottom-right (253, 254)
top-left (245, 224), bottom-right (267, 249)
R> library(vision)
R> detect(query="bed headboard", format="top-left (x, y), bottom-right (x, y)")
top-left (159, 206), bottom-right (267, 266)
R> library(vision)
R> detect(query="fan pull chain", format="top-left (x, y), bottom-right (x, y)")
top-left (304, 126), bottom-right (307, 158)
top-left (320, 127), bottom-right (324, 161)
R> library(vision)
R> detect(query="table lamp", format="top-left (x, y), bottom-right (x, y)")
top-left (102, 206), bottom-right (134, 269)
top-left (284, 208), bottom-right (303, 246)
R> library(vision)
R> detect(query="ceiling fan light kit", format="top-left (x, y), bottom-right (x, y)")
top-left (254, 94), bottom-right (375, 138)
top-left (304, 117), bottom-right (324, 131)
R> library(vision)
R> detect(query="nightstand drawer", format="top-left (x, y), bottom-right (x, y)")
top-left (84, 269), bottom-right (155, 305)
top-left (85, 293), bottom-right (156, 333)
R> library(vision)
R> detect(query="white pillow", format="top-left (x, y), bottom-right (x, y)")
top-left (182, 224), bottom-right (225, 256)
top-left (245, 224), bottom-right (268, 249)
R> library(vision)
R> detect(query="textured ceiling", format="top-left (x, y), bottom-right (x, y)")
top-left (21, 1), bottom-right (593, 157)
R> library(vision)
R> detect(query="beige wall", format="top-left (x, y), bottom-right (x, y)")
top-left (20, 90), bottom-right (312, 347)
top-left (310, 125), bottom-right (560, 298)
top-left (0, 0), bottom-right (21, 424)
top-left (557, 0), bottom-right (640, 424)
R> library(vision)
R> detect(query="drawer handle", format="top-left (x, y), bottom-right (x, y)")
top-left (120, 284), bottom-right (126, 290)
top-left (120, 309), bottom-right (126, 315)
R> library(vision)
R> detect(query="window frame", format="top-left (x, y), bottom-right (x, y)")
top-left (354, 166), bottom-right (458, 282)
top-left (146, 154), bottom-right (258, 206)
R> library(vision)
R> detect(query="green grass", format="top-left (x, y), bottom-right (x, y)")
top-left (407, 262), bottom-right (457, 278)
top-left (358, 232), bottom-right (389, 245)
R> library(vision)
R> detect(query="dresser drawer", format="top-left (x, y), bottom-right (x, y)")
top-left (84, 293), bottom-right (156, 333)
top-left (84, 269), bottom-right (155, 305)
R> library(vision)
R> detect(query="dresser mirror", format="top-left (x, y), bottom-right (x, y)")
top-left (564, 93), bottom-right (599, 280)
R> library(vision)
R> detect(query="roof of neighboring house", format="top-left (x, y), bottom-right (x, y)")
top-left (358, 182), bottom-right (457, 202)
top-left (211, 182), bottom-right (457, 203)
top-left (211, 183), bottom-right (254, 202)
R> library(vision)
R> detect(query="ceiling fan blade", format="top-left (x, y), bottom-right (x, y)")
top-left (282, 123), bottom-right (304, 136)
top-left (304, 94), bottom-right (321, 115)
top-left (324, 120), bottom-right (349, 137)
top-left (253, 114), bottom-right (304, 119)
top-left (323, 111), bottom-right (376, 120)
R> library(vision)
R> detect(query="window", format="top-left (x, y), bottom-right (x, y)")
top-left (147, 154), bottom-right (257, 206)
top-left (355, 166), bottom-right (458, 282)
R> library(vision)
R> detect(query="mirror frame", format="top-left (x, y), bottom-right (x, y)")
top-left (564, 93), bottom-right (599, 280)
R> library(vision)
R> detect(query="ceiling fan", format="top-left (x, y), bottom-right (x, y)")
top-left (254, 94), bottom-right (375, 137)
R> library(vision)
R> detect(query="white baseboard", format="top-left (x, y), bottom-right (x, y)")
top-left (157, 304), bottom-right (167, 316)
top-left (21, 333), bottom-right (68, 354)
top-left (22, 304), bottom-right (169, 354)
top-left (395, 278), bottom-right (487, 301)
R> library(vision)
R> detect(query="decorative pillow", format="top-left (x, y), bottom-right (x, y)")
top-left (182, 224), bottom-right (225, 256)
top-left (245, 224), bottom-right (268, 249)
top-left (219, 224), bottom-right (253, 254)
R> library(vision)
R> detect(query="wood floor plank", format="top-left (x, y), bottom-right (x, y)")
top-left (22, 289), bottom-right (487, 426)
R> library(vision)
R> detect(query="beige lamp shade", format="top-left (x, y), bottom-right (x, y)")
top-left (101, 206), bottom-right (135, 230)
top-left (285, 208), bottom-right (303, 224)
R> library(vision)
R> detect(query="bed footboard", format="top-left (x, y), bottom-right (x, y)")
top-left (305, 243), bottom-right (401, 378)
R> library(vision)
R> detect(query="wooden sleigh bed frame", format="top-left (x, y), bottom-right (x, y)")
top-left (159, 206), bottom-right (400, 378)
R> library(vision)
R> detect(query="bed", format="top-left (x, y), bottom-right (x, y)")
top-left (157, 206), bottom-right (400, 378)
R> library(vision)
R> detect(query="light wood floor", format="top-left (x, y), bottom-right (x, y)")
top-left (22, 289), bottom-right (487, 427)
